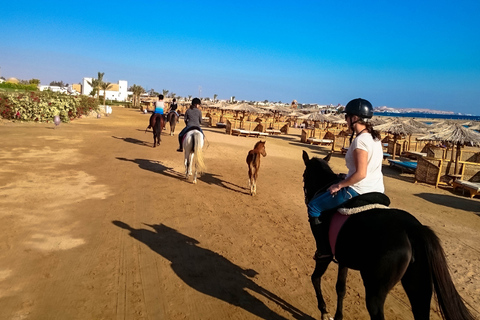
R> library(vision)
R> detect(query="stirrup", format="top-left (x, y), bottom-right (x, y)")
top-left (313, 250), bottom-right (332, 260)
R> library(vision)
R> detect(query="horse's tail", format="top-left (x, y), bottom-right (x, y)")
top-left (154, 115), bottom-right (161, 134)
top-left (418, 226), bottom-right (474, 320)
top-left (193, 131), bottom-right (206, 174)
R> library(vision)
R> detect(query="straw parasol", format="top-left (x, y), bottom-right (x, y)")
top-left (374, 119), bottom-right (427, 159)
top-left (261, 105), bottom-right (295, 125)
top-left (402, 118), bottom-right (431, 129)
top-left (417, 124), bottom-right (480, 174)
top-left (369, 116), bottom-right (391, 126)
top-left (468, 122), bottom-right (480, 131)
top-left (298, 112), bottom-right (329, 121)
top-left (221, 103), bottom-right (265, 119)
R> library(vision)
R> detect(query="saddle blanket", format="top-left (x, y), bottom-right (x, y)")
top-left (329, 204), bottom-right (390, 256)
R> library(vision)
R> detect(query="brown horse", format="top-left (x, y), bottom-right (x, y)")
top-left (146, 113), bottom-right (165, 147)
top-left (246, 140), bottom-right (266, 196)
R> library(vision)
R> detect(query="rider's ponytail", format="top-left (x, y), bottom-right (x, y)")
top-left (364, 121), bottom-right (381, 141)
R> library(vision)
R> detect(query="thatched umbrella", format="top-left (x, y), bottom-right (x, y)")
top-left (468, 122), bottom-right (480, 131)
top-left (298, 112), bottom-right (330, 132)
top-left (298, 112), bottom-right (329, 121)
top-left (417, 124), bottom-right (480, 174)
top-left (261, 105), bottom-right (292, 125)
top-left (402, 118), bottom-right (431, 129)
top-left (221, 103), bottom-right (265, 119)
top-left (374, 119), bottom-right (427, 159)
top-left (370, 116), bottom-right (391, 126)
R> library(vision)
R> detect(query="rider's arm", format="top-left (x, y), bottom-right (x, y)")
top-left (328, 148), bottom-right (368, 194)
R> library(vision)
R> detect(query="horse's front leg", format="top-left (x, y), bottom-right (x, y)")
top-left (247, 166), bottom-right (253, 195)
top-left (334, 264), bottom-right (348, 320)
top-left (312, 258), bottom-right (333, 320)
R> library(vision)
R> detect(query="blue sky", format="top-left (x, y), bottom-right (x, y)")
top-left (1, 1), bottom-right (479, 114)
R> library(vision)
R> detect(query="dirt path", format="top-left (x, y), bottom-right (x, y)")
top-left (1, 107), bottom-right (479, 320)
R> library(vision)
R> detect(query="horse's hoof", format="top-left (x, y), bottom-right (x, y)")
top-left (192, 180), bottom-right (197, 184)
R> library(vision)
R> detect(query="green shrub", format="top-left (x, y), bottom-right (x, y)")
top-left (0, 91), bottom-right (100, 123)
top-left (0, 82), bottom-right (38, 91)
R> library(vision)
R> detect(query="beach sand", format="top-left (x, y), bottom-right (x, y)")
top-left (0, 107), bottom-right (479, 319)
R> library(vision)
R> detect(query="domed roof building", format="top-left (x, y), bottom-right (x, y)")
top-left (6, 77), bottom-right (19, 84)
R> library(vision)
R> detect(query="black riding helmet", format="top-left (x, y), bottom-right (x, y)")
top-left (344, 98), bottom-right (373, 119)
top-left (192, 97), bottom-right (201, 106)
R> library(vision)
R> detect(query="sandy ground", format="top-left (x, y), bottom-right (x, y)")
top-left (0, 106), bottom-right (479, 320)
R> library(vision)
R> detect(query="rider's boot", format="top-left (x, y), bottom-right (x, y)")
top-left (310, 216), bottom-right (333, 260)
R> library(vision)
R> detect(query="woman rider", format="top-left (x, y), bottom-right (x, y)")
top-left (148, 94), bottom-right (165, 129)
top-left (177, 98), bottom-right (203, 152)
top-left (308, 98), bottom-right (384, 259)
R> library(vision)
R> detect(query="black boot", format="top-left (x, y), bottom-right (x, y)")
top-left (310, 216), bottom-right (333, 260)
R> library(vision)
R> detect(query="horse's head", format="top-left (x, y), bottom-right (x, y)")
top-left (302, 151), bottom-right (337, 204)
top-left (254, 140), bottom-right (267, 157)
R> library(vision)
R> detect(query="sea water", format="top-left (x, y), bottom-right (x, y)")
top-left (374, 112), bottom-right (480, 122)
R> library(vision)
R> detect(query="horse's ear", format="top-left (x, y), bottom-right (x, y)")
top-left (323, 152), bottom-right (332, 162)
top-left (302, 150), bottom-right (309, 165)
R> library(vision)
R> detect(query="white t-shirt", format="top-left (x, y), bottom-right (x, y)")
top-left (345, 133), bottom-right (384, 194)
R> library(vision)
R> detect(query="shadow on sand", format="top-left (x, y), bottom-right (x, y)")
top-left (112, 136), bottom-right (151, 147)
top-left (414, 193), bottom-right (480, 214)
top-left (116, 157), bottom-right (249, 195)
top-left (112, 221), bottom-right (314, 320)
top-left (116, 157), bottom-right (184, 180)
top-left (199, 172), bottom-right (250, 195)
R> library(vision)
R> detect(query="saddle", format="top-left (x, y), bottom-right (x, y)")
top-left (180, 126), bottom-right (204, 144)
top-left (148, 113), bottom-right (164, 130)
top-left (328, 192), bottom-right (390, 256)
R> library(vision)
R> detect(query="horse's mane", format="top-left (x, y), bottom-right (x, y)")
top-left (310, 156), bottom-right (336, 176)
top-left (254, 140), bottom-right (265, 149)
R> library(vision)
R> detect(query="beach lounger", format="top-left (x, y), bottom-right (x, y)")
top-left (307, 138), bottom-right (334, 146)
top-left (388, 159), bottom-right (418, 173)
top-left (232, 129), bottom-right (268, 138)
top-left (266, 129), bottom-right (282, 135)
top-left (452, 180), bottom-right (480, 198)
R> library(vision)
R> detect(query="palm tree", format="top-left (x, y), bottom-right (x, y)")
top-left (131, 84), bottom-right (145, 108)
top-left (213, 94), bottom-right (218, 103)
top-left (100, 81), bottom-right (113, 106)
top-left (188, 95), bottom-right (192, 101)
top-left (87, 72), bottom-right (105, 99)
top-left (162, 89), bottom-right (169, 97)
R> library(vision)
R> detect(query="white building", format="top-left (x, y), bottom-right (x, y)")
top-left (81, 78), bottom-right (130, 101)
top-left (39, 84), bottom-right (80, 95)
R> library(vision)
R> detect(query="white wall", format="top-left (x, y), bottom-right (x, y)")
top-left (82, 78), bottom-right (93, 96)
top-left (82, 78), bottom-right (128, 101)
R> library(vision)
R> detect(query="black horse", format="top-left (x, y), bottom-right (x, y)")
top-left (146, 113), bottom-right (165, 147)
top-left (302, 151), bottom-right (474, 320)
top-left (166, 111), bottom-right (179, 136)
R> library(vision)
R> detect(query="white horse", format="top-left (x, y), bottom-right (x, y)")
top-left (183, 130), bottom-right (206, 184)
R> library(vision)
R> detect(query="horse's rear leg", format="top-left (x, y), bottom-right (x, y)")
top-left (193, 158), bottom-right (198, 184)
top-left (312, 258), bottom-right (333, 320)
top-left (361, 252), bottom-right (410, 320)
top-left (401, 257), bottom-right (432, 320)
top-left (248, 165), bottom-right (254, 195)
